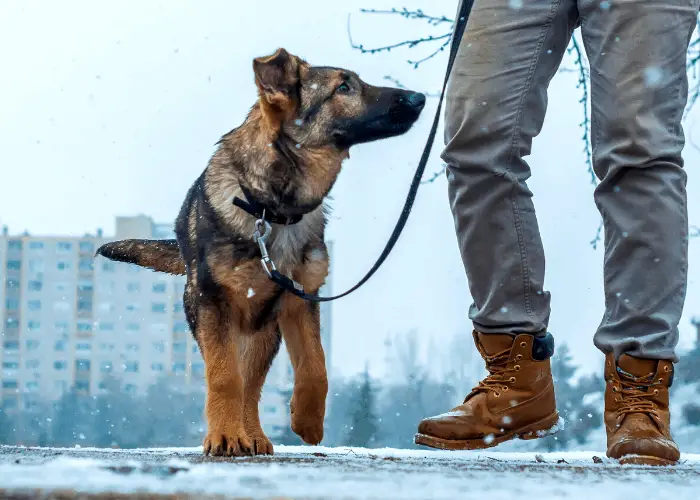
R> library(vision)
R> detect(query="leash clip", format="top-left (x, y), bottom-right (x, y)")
top-left (253, 219), bottom-right (275, 277)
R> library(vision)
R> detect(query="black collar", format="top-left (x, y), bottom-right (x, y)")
top-left (233, 184), bottom-right (303, 225)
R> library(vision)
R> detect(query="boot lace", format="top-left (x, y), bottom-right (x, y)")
top-left (615, 371), bottom-right (659, 418)
top-left (471, 348), bottom-right (520, 398)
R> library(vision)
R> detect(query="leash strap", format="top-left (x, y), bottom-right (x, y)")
top-left (267, 0), bottom-right (475, 302)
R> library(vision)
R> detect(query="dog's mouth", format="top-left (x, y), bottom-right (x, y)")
top-left (332, 90), bottom-right (426, 148)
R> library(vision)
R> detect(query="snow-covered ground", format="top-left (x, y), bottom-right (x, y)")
top-left (2, 445), bottom-right (700, 499)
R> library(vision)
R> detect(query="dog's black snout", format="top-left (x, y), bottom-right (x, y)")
top-left (406, 92), bottom-right (426, 109)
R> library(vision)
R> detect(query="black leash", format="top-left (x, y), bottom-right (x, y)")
top-left (257, 0), bottom-right (474, 302)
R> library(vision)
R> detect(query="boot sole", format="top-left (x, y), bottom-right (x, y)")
top-left (617, 454), bottom-right (677, 467)
top-left (414, 412), bottom-right (561, 451)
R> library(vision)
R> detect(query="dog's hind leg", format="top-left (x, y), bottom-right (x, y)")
top-left (198, 303), bottom-right (252, 457)
top-left (278, 299), bottom-right (328, 445)
top-left (235, 327), bottom-right (281, 455)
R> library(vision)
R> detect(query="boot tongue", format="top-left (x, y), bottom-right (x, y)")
top-left (477, 333), bottom-right (515, 356)
top-left (617, 354), bottom-right (657, 380)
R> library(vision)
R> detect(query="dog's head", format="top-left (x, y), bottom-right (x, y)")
top-left (253, 48), bottom-right (426, 150)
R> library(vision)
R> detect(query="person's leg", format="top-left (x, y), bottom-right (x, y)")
top-left (579, 0), bottom-right (699, 465)
top-left (415, 0), bottom-right (577, 450)
top-left (443, 0), bottom-right (576, 335)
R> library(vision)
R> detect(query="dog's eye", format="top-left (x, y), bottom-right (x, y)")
top-left (337, 82), bottom-right (351, 94)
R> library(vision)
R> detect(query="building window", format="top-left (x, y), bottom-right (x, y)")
top-left (78, 258), bottom-right (93, 272)
top-left (25, 381), bottom-right (39, 392)
top-left (57, 261), bottom-right (70, 271)
top-left (75, 381), bottom-right (90, 392)
top-left (5, 298), bottom-right (19, 311)
top-left (54, 361), bottom-right (67, 371)
top-left (28, 280), bottom-right (43, 292)
top-left (76, 343), bottom-right (91, 352)
top-left (77, 322), bottom-right (92, 332)
top-left (6, 318), bottom-right (19, 330)
top-left (56, 242), bottom-right (72, 252)
top-left (152, 282), bottom-right (167, 293)
top-left (100, 343), bottom-right (115, 352)
top-left (54, 340), bottom-right (66, 352)
top-left (125, 304), bottom-right (140, 312)
top-left (5, 278), bottom-right (20, 289)
top-left (8, 240), bottom-right (22, 251)
top-left (102, 261), bottom-right (115, 272)
top-left (126, 323), bottom-right (140, 332)
top-left (79, 241), bottom-right (94, 253)
top-left (127, 282), bottom-right (140, 293)
top-left (151, 302), bottom-right (166, 313)
top-left (151, 363), bottom-right (164, 372)
top-left (173, 342), bottom-right (186, 353)
top-left (29, 260), bottom-right (44, 273)
top-left (172, 363), bottom-right (186, 373)
top-left (263, 405), bottom-right (278, 414)
top-left (75, 359), bottom-right (91, 372)
top-left (77, 300), bottom-right (93, 313)
top-left (100, 362), bottom-right (113, 373)
top-left (2, 380), bottom-right (18, 389)
top-left (2, 362), bottom-right (19, 370)
top-left (192, 363), bottom-right (204, 376)
top-left (192, 345), bottom-right (200, 354)
top-left (6, 260), bottom-right (21, 271)
top-left (27, 300), bottom-right (41, 311)
top-left (25, 339), bottom-right (40, 351)
top-left (28, 320), bottom-right (41, 331)
top-left (124, 361), bottom-right (139, 373)
top-left (54, 321), bottom-right (69, 332)
top-left (98, 322), bottom-right (114, 332)
top-left (78, 280), bottom-right (93, 292)
top-left (173, 321), bottom-right (189, 333)
top-left (173, 302), bottom-right (184, 313)
top-left (25, 360), bottom-right (40, 370)
top-left (126, 343), bottom-right (139, 352)
top-left (29, 241), bottom-right (44, 250)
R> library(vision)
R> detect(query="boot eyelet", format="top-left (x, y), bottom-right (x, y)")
top-left (510, 377), bottom-right (516, 383)
top-left (653, 389), bottom-right (660, 396)
top-left (516, 354), bottom-right (523, 360)
top-left (520, 342), bottom-right (527, 348)
top-left (502, 386), bottom-right (509, 392)
top-left (514, 365), bottom-right (521, 371)
top-left (612, 387), bottom-right (617, 392)
top-left (494, 392), bottom-right (501, 398)
top-left (659, 378), bottom-right (663, 383)
top-left (663, 366), bottom-right (670, 372)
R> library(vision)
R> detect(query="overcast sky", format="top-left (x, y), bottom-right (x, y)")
top-left (1, 0), bottom-right (698, 379)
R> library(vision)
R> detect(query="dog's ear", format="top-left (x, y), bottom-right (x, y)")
top-left (253, 48), bottom-right (302, 129)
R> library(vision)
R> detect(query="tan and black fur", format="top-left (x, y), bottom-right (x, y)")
top-left (96, 48), bottom-right (425, 456)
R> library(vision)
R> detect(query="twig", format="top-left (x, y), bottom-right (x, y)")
top-left (359, 7), bottom-right (454, 26)
top-left (567, 34), bottom-right (595, 186)
top-left (421, 165), bottom-right (447, 184)
top-left (590, 219), bottom-right (604, 250)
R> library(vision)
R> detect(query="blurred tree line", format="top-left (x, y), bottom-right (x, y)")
top-left (5, 322), bottom-right (700, 450)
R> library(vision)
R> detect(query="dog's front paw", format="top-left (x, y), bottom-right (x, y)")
top-left (248, 431), bottom-right (274, 455)
top-left (203, 428), bottom-right (253, 457)
top-left (290, 382), bottom-right (327, 445)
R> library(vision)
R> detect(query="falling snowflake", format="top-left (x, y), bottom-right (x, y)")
top-left (643, 67), bottom-right (664, 88)
top-left (483, 434), bottom-right (495, 445)
top-left (502, 416), bottom-right (513, 425)
top-left (247, 288), bottom-right (255, 298)
top-left (508, 0), bottom-right (523, 9)
top-left (600, 0), bottom-right (611, 10)
top-left (295, 119), bottom-right (303, 126)
top-left (500, 307), bottom-right (509, 313)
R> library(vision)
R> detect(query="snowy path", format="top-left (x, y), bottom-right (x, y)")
top-left (1, 445), bottom-right (700, 499)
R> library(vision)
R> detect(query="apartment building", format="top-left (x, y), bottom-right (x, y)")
top-left (0, 215), bottom-right (333, 439)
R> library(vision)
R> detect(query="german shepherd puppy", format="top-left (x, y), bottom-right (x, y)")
top-left (96, 48), bottom-right (425, 456)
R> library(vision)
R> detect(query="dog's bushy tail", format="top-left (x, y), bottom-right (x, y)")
top-left (96, 239), bottom-right (186, 275)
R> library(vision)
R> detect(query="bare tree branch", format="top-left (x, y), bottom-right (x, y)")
top-left (567, 34), bottom-right (596, 187)
top-left (590, 219), bottom-right (604, 250)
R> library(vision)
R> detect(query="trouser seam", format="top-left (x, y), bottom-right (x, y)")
top-left (504, 0), bottom-right (562, 322)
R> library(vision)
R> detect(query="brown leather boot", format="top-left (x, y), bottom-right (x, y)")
top-left (415, 331), bottom-right (560, 450)
top-left (604, 353), bottom-right (680, 466)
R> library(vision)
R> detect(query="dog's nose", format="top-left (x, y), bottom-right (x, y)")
top-left (406, 92), bottom-right (426, 109)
